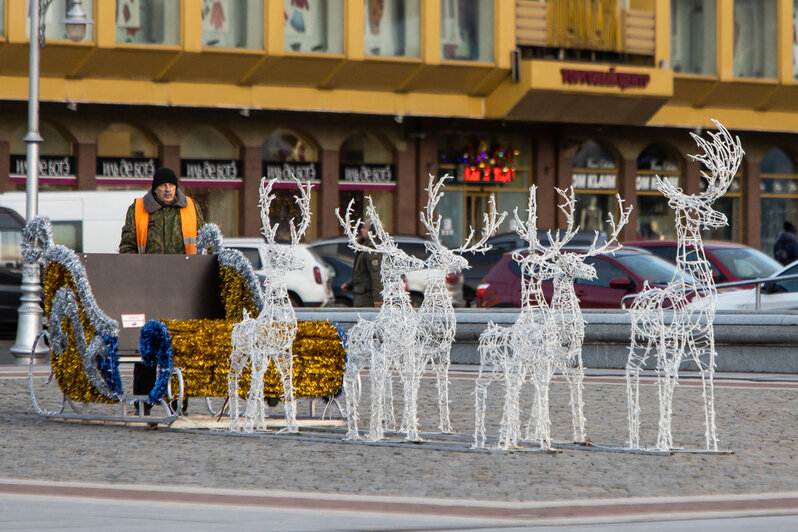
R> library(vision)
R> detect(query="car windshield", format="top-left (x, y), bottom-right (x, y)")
top-left (711, 247), bottom-right (781, 280)
top-left (614, 253), bottom-right (694, 285)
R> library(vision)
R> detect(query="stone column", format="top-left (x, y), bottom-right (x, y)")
top-left (534, 134), bottom-right (556, 230)
top-left (416, 135), bottom-right (437, 235)
top-left (319, 148), bottom-right (340, 238)
top-left (395, 139), bottom-right (417, 234)
top-left (240, 146), bottom-right (261, 237)
top-left (741, 157), bottom-right (761, 248)
top-left (617, 157), bottom-right (638, 242)
top-left (159, 145), bottom-right (180, 172)
top-left (0, 140), bottom-right (10, 193)
top-left (75, 143), bottom-right (97, 190)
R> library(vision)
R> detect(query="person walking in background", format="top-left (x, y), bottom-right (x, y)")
top-left (341, 224), bottom-right (383, 308)
top-left (119, 167), bottom-right (205, 416)
top-left (773, 221), bottom-right (798, 266)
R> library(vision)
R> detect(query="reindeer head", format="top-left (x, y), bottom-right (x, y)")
top-left (259, 177), bottom-right (313, 273)
top-left (657, 120), bottom-right (743, 232)
top-left (538, 187), bottom-right (632, 283)
top-left (336, 196), bottom-right (425, 280)
top-left (420, 174), bottom-right (506, 274)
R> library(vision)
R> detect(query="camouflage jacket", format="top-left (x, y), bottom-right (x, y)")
top-left (119, 189), bottom-right (205, 254)
top-left (351, 248), bottom-right (383, 307)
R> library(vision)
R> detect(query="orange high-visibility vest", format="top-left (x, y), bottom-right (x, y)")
top-left (134, 197), bottom-right (198, 254)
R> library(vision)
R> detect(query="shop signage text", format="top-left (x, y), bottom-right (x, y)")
top-left (97, 157), bottom-right (157, 179)
top-left (341, 164), bottom-right (395, 183)
top-left (636, 174), bottom-right (679, 191)
top-left (11, 155), bottom-right (74, 177)
top-left (181, 159), bottom-right (240, 180)
top-left (572, 172), bottom-right (617, 190)
top-left (561, 67), bottom-right (650, 90)
top-left (263, 162), bottom-right (319, 181)
top-left (459, 164), bottom-right (516, 184)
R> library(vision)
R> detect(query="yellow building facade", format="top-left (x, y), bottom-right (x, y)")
top-left (1, 0), bottom-right (798, 254)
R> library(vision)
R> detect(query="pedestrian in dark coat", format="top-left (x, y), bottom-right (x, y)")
top-left (341, 225), bottom-right (384, 307)
top-left (773, 221), bottom-right (798, 266)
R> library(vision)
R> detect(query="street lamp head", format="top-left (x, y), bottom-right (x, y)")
top-left (61, 0), bottom-right (94, 43)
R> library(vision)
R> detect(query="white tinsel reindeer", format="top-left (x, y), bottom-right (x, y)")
top-left (228, 177), bottom-right (312, 433)
top-left (626, 120), bottom-right (743, 452)
top-left (417, 174), bottom-right (506, 434)
top-left (473, 185), bottom-right (557, 450)
top-left (337, 197), bottom-right (425, 441)
top-left (542, 187), bottom-right (630, 444)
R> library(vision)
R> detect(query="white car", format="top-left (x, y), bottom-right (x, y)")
top-left (694, 260), bottom-right (798, 312)
top-left (223, 238), bottom-right (333, 307)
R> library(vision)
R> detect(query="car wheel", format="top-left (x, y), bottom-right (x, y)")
top-left (289, 293), bottom-right (302, 307)
top-left (410, 292), bottom-right (424, 308)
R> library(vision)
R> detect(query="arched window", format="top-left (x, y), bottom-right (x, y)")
top-left (263, 130), bottom-right (316, 162)
top-left (180, 126), bottom-right (240, 237)
top-left (10, 122), bottom-right (74, 190)
top-left (339, 133), bottom-right (394, 232)
top-left (636, 143), bottom-right (680, 240)
top-left (97, 122), bottom-right (156, 157)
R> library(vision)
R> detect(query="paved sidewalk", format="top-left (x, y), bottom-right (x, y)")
top-left (3, 337), bottom-right (798, 529)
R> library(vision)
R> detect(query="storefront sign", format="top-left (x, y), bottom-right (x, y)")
top-left (572, 172), bottom-right (617, 190)
top-left (181, 159), bottom-right (240, 180)
top-left (340, 164), bottom-right (395, 184)
top-left (458, 164), bottom-right (516, 184)
top-left (10, 155), bottom-right (74, 177)
top-left (636, 174), bottom-right (679, 191)
top-left (263, 162), bottom-right (319, 181)
top-left (97, 157), bottom-right (157, 179)
top-left (561, 67), bottom-right (650, 90)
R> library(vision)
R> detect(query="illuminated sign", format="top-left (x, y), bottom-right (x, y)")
top-left (561, 67), bottom-right (650, 90)
top-left (459, 164), bottom-right (516, 184)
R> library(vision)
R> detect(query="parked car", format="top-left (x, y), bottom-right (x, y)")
top-left (461, 230), bottom-right (606, 306)
top-left (308, 234), bottom-right (466, 307)
top-left (0, 207), bottom-right (24, 336)
top-left (477, 247), bottom-right (691, 309)
top-left (696, 260), bottom-right (798, 311)
top-left (223, 238), bottom-right (333, 307)
top-left (623, 240), bottom-right (781, 286)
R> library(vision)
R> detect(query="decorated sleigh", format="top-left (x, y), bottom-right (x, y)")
top-left (26, 217), bottom-right (347, 426)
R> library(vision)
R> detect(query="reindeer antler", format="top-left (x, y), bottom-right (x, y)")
top-left (335, 199), bottom-right (375, 254)
top-left (363, 196), bottom-right (395, 253)
top-left (584, 193), bottom-right (633, 257)
top-left (259, 177), bottom-right (280, 243)
top-left (419, 174), bottom-right (453, 246)
top-left (288, 178), bottom-right (313, 246)
top-left (513, 185), bottom-right (541, 253)
top-left (456, 194), bottom-right (506, 254)
top-left (540, 187), bottom-right (583, 253)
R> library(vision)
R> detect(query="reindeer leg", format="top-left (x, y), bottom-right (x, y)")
top-left (434, 346), bottom-right (454, 434)
top-left (274, 350), bottom-right (298, 433)
top-left (342, 359), bottom-right (362, 440)
top-left (566, 346), bottom-right (587, 443)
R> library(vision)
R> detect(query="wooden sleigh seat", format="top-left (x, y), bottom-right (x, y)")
top-left (26, 217), bottom-right (347, 426)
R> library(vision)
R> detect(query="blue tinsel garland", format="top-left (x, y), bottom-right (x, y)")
top-left (139, 320), bottom-right (174, 403)
top-left (96, 335), bottom-right (123, 396)
top-left (332, 321), bottom-right (348, 397)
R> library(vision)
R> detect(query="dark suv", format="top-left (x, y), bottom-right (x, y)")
top-left (0, 207), bottom-right (25, 336)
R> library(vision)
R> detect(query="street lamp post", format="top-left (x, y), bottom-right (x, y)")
top-left (10, 0), bottom-right (93, 363)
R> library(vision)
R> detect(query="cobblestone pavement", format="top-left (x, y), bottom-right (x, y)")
top-left (2, 367), bottom-right (798, 504)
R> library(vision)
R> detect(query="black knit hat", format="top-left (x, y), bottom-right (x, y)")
top-left (152, 167), bottom-right (178, 189)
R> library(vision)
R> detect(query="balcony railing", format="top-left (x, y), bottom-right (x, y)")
top-left (516, 0), bottom-right (655, 57)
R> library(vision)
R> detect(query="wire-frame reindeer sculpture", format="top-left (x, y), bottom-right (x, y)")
top-left (336, 197), bottom-right (425, 441)
top-left (418, 174), bottom-right (506, 434)
top-left (473, 185), bottom-right (559, 450)
top-left (540, 187), bottom-right (631, 445)
top-left (228, 177), bottom-right (312, 433)
top-left (626, 120), bottom-right (743, 452)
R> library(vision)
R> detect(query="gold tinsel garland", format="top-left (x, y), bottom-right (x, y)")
top-left (163, 319), bottom-right (347, 399)
top-left (42, 263), bottom-right (112, 403)
top-left (219, 266), bottom-right (258, 321)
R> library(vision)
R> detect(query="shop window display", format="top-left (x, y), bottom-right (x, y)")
top-left (636, 144), bottom-right (679, 241)
top-left (262, 130), bottom-right (319, 241)
top-left (284, 0), bottom-right (343, 54)
top-left (181, 126), bottom-right (239, 237)
top-left (440, 0), bottom-right (493, 62)
top-left (761, 148), bottom-right (798, 254)
top-left (733, 0), bottom-right (777, 79)
top-left (26, 0), bottom-right (94, 42)
top-left (116, 0), bottom-right (180, 45)
top-left (438, 133), bottom-right (531, 246)
top-left (364, 0), bottom-right (420, 58)
top-left (670, 0), bottom-right (716, 75)
top-left (202, 0), bottom-right (263, 49)
top-left (572, 140), bottom-right (617, 235)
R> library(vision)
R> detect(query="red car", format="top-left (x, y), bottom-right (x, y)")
top-left (623, 241), bottom-right (781, 285)
top-left (477, 248), bottom-right (690, 309)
